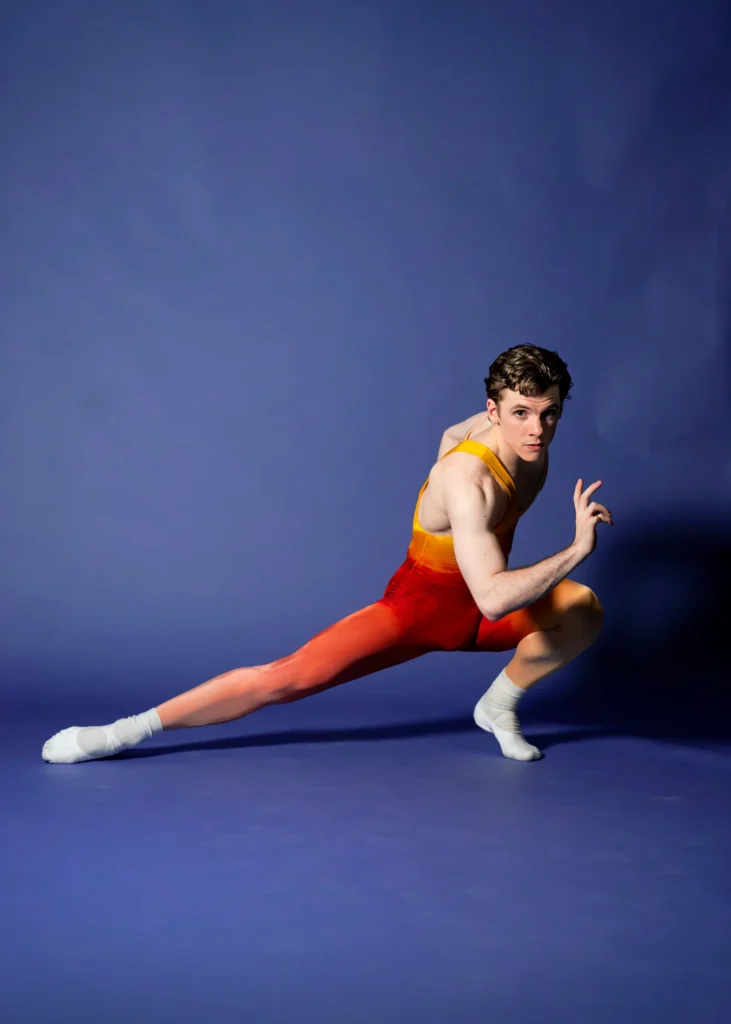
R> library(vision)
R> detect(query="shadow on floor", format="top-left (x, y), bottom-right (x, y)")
top-left (124, 718), bottom-right (615, 760)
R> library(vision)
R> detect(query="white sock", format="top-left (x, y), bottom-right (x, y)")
top-left (473, 669), bottom-right (542, 761)
top-left (42, 709), bottom-right (163, 764)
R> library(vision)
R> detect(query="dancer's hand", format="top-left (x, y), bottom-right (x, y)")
top-left (573, 479), bottom-right (612, 558)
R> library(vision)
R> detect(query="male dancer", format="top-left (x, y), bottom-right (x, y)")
top-left (42, 345), bottom-right (610, 765)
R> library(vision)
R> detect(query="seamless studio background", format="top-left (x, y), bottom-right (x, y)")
top-left (1, 2), bottom-right (730, 1022)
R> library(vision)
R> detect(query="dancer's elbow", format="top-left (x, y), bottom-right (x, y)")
top-left (477, 574), bottom-right (514, 622)
top-left (478, 595), bottom-right (505, 622)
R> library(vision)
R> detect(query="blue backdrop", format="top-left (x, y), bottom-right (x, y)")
top-left (2, 0), bottom-right (730, 740)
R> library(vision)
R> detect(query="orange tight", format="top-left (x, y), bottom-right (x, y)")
top-left (156, 557), bottom-right (595, 729)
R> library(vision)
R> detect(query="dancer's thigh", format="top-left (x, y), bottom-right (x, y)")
top-left (270, 601), bottom-right (431, 698)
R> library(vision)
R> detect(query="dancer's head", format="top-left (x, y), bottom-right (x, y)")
top-left (484, 345), bottom-right (572, 461)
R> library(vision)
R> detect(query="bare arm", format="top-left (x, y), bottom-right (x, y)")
top-left (444, 468), bottom-right (587, 621)
top-left (437, 432), bottom-right (460, 460)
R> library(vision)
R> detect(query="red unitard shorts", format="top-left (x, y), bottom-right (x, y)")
top-left (268, 440), bottom-right (571, 698)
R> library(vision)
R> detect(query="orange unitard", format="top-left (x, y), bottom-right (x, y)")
top-left (262, 438), bottom-right (571, 704)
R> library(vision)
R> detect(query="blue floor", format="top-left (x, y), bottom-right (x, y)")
top-left (6, 697), bottom-right (730, 1024)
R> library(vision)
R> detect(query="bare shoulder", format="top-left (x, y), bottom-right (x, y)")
top-left (435, 451), bottom-right (508, 530)
top-left (446, 409), bottom-right (489, 439)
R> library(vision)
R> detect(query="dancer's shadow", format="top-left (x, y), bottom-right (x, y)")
top-left (125, 515), bottom-right (731, 760)
top-left (125, 717), bottom-right (605, 760)
top-left (533, 514), bottom-right (731, 750)
top-left (124, 715), bottom-right (479, 759)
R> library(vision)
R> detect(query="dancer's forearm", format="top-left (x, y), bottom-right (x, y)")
top-left (481, 543), bottom-right (586, 621)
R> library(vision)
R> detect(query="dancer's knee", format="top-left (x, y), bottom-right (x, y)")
top-left (563, 583), bottom-right (603, 646)
top-left (533, 578), bottom-right (603, 642)
top-left (258, 655), bottom-right (326, 705)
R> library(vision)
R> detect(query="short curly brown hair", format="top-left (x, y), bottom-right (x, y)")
top-left (484, 345), bottom-right (573, 406)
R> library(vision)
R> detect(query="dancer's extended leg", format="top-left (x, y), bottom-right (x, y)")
top-left (42, 602), bottom-right (428, 764)
top-left (473, 580), bottom-right (604, 760)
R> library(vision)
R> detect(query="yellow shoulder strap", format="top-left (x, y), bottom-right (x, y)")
top-left (415, 438), bottom-right (515, 532)
top-left (448, 440), bottom-right (515, 495)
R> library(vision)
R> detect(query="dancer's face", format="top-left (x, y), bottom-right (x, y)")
top-left (487, 386), bottom-right (561, 462)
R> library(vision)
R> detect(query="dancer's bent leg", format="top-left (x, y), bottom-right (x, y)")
top-left (42, 602), bottom-right (427, 764)
top-left (473, 580), bottom-right (604, 761)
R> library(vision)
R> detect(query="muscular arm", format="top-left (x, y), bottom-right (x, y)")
top-left (444, 468), bottom-right (586, 621)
